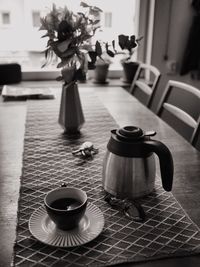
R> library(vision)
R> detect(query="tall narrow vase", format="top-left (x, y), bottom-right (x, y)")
top-left (58, 82), bottom-right (85, 134)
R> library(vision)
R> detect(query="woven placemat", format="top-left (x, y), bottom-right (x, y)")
top-left (12, 87), bottom-right (200, 267)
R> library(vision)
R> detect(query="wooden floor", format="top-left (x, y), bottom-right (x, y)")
top-left (0, 81), bottom-right (200, 267)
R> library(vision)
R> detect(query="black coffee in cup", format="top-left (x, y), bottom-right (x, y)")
top-left (50, 198), bottom-right (82, 210)
top-left (44, 187), bottom-right (87, 230)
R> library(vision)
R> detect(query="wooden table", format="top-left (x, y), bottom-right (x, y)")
top-left (0, 82), bottom-right (200, 267)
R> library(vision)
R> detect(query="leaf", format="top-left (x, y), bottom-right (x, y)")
top-left (129, 35), bottom-right (137, 50)
top-left (56, 76), bottom-right (63, 81)
top-left (82, 34), bottom-right (93, 41)
top-left (39, 18), bottom-right (47, 30)
top-left (92, 19), bottom-right (100, 25)
top-left (136, 36), bottom-right (143, 43)
top-left (118, 34), bottom-right (129, 50)
top-left (41, 48), bottom-right (53, 68)
top-left (61, 47), bottom-right (77, 58)
top-left (107, 50), bottom-right (115, 58)
top-left (112, 40), bottom-right (117, 53)
top-left (88, 61), bottom-right (96, 70)
top-left (88, 51), bottom-right (97, 64)
top-left (88, 51), bottom-right (97, 69)
top-left (95, 41), bottom-right (102, 57)
top-left (80, 2), bottom-right (90, 8)
top-left (41, 33), bottom-right (49, 38)
top-left (92, 6), bottom-right (103, 12)
top-left (81, 43), bottom-right (93, 51)
top-left (47, 39), bottom-right (53, 47)
top-left (45, 48), bottom-right (49, 59)
top-left (39, 25), bottom-right (46, 31)
top-left (93, 25), bottom-right (101, 34)
top-left (57, 61), bottom-right (67, 68)
top-left (89, 8), bottom-right (100, 17)
top-left (41, 62), bottom-right (47, 68)
top-left (77, 12), bottom-right (85, 16)
top-left (130, 35), bottom-right (136, 43)
top-left (57, 40), bottom-right (72, 53)
top-left (105, 42), bottom-right (115, 58)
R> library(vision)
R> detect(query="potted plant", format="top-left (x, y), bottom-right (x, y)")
top-left (93, 56), bottom-right (111, 84)
top-left (39, 2), bottom-right (108, 134)
top-left (92, 42), bottom-right (114, 84)
top-left (113, 34), bottom-right (142, 84)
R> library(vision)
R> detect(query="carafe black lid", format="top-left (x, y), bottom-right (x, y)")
top-left (108, 126), bottom-right (157, 158)
top-left (116, 126), bottom-right (144, 141)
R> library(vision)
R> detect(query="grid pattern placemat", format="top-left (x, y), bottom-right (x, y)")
top-left (12, 87), bottom-right (200, 267)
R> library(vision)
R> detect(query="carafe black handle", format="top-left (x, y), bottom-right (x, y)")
top-left (144, 140), bottom-right (174, 191)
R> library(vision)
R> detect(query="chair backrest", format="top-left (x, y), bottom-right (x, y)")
top-left (0, 63), bottom-right (22, 85)
top-left (156, 80), bottom-right (200, 147)
top-left (129, 63), bottom-right (161, 108)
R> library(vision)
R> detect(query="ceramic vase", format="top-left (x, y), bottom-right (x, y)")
top-left (58, 82), bottom-right (85, 134)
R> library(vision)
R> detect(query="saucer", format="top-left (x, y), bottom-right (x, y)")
top-left (29, 202), bottom-right (104, 247)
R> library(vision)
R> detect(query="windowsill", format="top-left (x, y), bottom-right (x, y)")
top-left (22, 69), bottom-right (60, 81)
top-left (22, 68), bottom-right (123, 81)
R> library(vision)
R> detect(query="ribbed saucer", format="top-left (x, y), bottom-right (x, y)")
top-left (29, 202), bottom-right (104, 247)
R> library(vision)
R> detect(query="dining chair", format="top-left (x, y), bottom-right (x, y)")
top-left (129, 63), bottom-right (161, 108)
top-left (156, 80), bottom-right (200, 148)
top-left (0, 63), bottom-right (22, 85)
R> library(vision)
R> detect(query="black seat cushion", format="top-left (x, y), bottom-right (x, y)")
top-left (0, 63), bottom-right (22, 85)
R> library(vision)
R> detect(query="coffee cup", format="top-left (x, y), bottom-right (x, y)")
top-left (44, 187), bottom-right (87, 230)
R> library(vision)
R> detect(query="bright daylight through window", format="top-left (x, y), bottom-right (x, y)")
top-left (0, 0), bottom-right (138, 74)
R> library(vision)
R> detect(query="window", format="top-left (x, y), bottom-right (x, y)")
top-left (0, 0), bottom-right (139, 76)
top-left (104, 12), bottom-right (112, 28)
top-left (32, 11), bottom-right (41, 28)
top-left (2, 12), bottom-right (10, 24)
top-left (1, 11), bottom-right (11, 26)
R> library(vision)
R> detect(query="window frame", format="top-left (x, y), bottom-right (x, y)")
top-left (0, 10), bottom-right (12, 28)
top-left (0, 0), bottom-right (153, 81)
top-left (32, 10), bottom-right (41, 28)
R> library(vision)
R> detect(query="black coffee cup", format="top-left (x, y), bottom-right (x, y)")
top-left (44, 187), bottom-right (87, 230)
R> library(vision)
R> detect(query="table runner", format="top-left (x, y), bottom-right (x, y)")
top-left (12, 87), bottom-right (200, 266)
